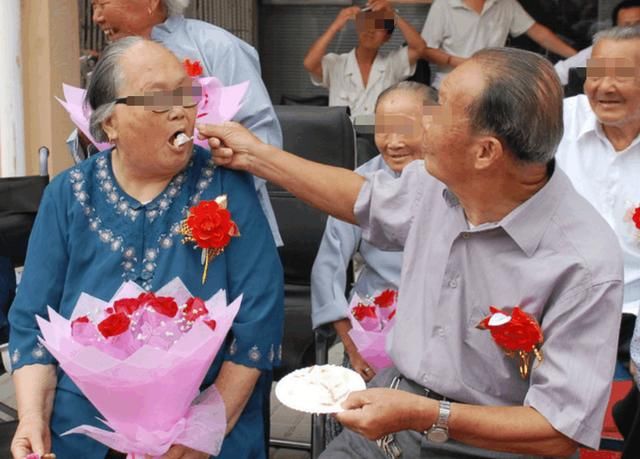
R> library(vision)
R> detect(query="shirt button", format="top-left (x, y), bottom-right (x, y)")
top-left (462, 232), bottom-right (470, 239)
top-left (448, 279), bottom-right (458, 288)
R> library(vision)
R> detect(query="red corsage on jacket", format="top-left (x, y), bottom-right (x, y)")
top-left (183, 58), bottom-right (203, 78)
top-left (180, 195), bottom-right (240, 283)
top-left (476, 306), bottom-right (544, 379)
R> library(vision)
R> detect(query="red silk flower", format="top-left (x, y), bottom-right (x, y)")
top-left (352, 304), bottom-right (378, 322)
top-left (114, 292), bottom-right (178, 318)
top-left (633, 206), bottom-right (640, 230)
top-left (180, 195), bottom-right (241, 284)
top-left (185, 200), bottom-right (239, 250)
top-left (373, 289), bottom-right (397, 308)
top-left (183, 58), bottom-right (203, 78)
top-left (72, 315), bottom-right (90, 326)
top-left (98, 312), bottom-right (131, 338)
top-left (477, 306), bottom-right (544, 379)
top-left (479, 306), bottom-right (542, 353)
top-left (148, 295), bottom-right (179, 318)
top-left (114, 296), bottom-right (144, 315)
top-left (183, 296), bottom-right (209, 322)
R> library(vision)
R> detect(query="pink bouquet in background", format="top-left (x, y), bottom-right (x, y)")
top-left (347, 289), bottom-right (398, 371)
top-left (36, 278), bottom-right (242, 459)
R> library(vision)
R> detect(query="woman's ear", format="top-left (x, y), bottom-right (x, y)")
top-left (102, 112), bottom-right (118, 143)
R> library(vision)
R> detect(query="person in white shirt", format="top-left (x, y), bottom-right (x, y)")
top-left (554, 0), bottom-right (640, 85)
top-left (421, 0), bottom-right (577, 88)
top-left (555, 26), bottom-right (640, 379)
top-left (303, 0), bottom-right (426, 119)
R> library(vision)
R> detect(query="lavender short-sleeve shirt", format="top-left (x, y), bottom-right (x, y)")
top-left (354, 160), bottom-right (624, 449)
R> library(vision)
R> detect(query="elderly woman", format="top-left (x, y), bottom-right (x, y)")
top-left (9, 37), bottom-right (283, 459)
top-left (311, 81), bottom-right (433, 445)
top-left (86, 0), bottom-right (282, 246)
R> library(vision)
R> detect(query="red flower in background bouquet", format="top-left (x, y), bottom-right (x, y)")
top-left (347, 289), bottom-right (398, 371)
top-left (37, 278), bottom-right (242, 458)
top-left (476, 305), bottom-right (544, 379)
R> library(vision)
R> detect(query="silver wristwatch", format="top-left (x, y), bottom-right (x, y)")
top-left (425, 400), bottom-right (451, 443)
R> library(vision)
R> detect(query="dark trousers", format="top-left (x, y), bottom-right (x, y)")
top-left (613, 384), bottom-right (640, 459)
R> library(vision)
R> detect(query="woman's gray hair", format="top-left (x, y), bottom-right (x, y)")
top-left (85, 36), bottom-right (145, 143)
top-left (374, 81), bottom-right (437, 112)
top-left (593, 24), bottom-right (640, 44)
top-left (467, 47), bottom-right (564, 164)
top-left (162, 0), bottom-right (190, 16)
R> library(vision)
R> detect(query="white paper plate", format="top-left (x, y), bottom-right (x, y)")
top-left (275, 364), bottom-right (366, 414)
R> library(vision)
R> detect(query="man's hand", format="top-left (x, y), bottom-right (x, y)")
top-left (11, 413), bottom-right (51, 459)
top-left (335, 388), bottom-right (436, 440)
top-left (197, 122), bottom-right (264, 172)
top-left (335, 6), bottom-right (361, 29)
top-left (151, 445), bottom-right (209, 459)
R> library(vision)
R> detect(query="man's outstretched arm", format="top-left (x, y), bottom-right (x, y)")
top-left (198, 122), bottom-right (365, 224)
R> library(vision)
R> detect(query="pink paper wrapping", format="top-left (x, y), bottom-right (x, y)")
top-left (347, 293), bottom-right (395, 372)
top-left (56, 77), bottom-right (248, 151)
top-left (36, 278), bottom-right (242, 458)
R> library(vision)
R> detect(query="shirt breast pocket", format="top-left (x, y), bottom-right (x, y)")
top-left (461, 307), bottom-right (519, 398)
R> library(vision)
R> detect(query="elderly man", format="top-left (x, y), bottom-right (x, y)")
top-left (555, 25), bottom-right (640, 458)
top-left (201, 46), bottom-right (623, 458)
top-left (554, 0), bottom-right (640, 85)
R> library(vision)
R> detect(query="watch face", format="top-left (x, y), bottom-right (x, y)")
top-left (427, 428), bottom-right (448, 443)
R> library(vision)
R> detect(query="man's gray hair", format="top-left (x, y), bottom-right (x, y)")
top-left (374, 81), bottom-right (437, 112)
top-left (468, 47), bottom-right (564, 164)
top-left (593, 24), bottom-right (640, 45)
top-left (162, 0), bottom-right (190, 16)
top-left (85, 36), bottom-right (145, 143)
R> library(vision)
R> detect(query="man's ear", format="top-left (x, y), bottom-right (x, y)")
top-left (149, 0), bottom-right (162, 14)
top-left (474, 136), bottom-right (503, 170)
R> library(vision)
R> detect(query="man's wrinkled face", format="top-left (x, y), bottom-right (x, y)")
top-left (617, 7), bottom-right (640, 26)
top-left (420, 61), bottom-right (483, 185)
top-left (585, 39), bottom-right (640, 127)
top-left (92, 0), bottom-right (152, 42)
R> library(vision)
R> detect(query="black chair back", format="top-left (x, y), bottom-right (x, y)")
top-left (0, 148), bottom-right (50, 266)
top-left (270, 105), bottom-right (355, 379)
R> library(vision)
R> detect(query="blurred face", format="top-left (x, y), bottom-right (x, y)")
top-left (355, 11), bottom-right (392, 50)
top-left (585, 38), bottom-right (640, 128)
top-left (374, 91), bottom-right (425, 173)
top-left (421, 61), bottom-right (484, 185)
top-left (92, 0), bottom-right (160, 42)
top-left (104, 42), bottom-right (198, 178)
top-left (617, 7), bottom-right (640, 26)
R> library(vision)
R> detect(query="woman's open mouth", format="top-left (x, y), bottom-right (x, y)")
top-left (168, 130), bottom-right (192, 150)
